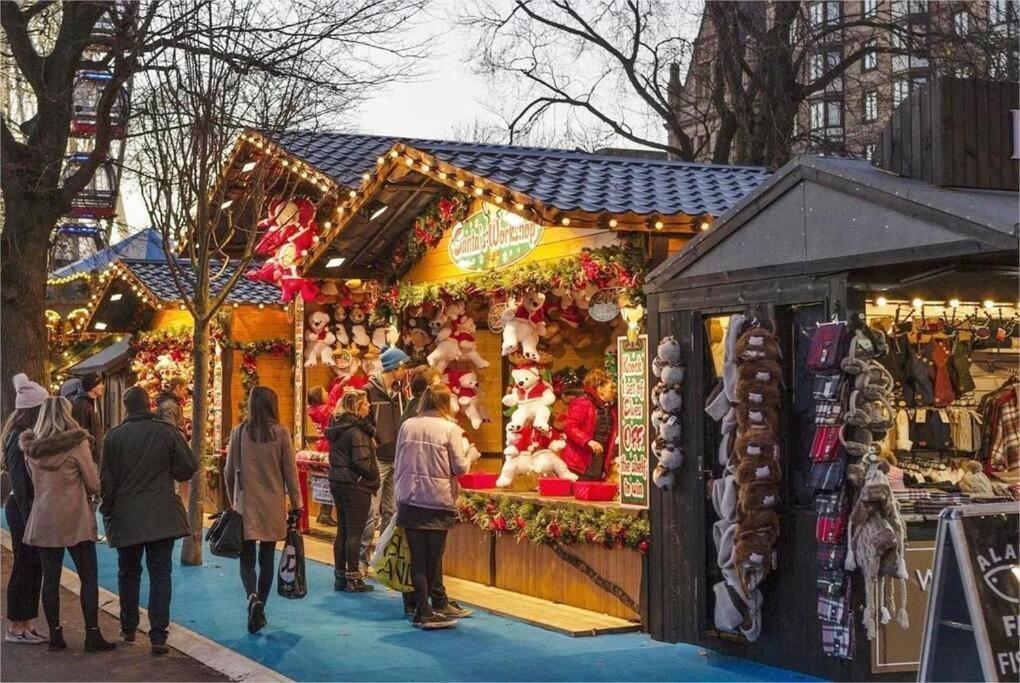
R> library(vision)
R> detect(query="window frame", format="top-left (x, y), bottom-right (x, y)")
top-left (862, 39), bottom-right (878, 71)
top-left (863, 90), bottom-right (879, 122)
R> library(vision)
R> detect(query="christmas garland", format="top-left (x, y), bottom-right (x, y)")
top-left (222, 339), bottom-right (293, 413)
top-left (384, 236), bottom-right (648, 313)
top-left (381, 192), bottom-right (471, 283)
top-left (456, 492), bottom-right (650, 553)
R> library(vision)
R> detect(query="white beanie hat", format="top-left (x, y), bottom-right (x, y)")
top-left (13, 373), bottom-right (48, 410)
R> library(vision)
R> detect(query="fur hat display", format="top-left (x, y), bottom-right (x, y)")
top-left (736, 402), bottom-right (779, 433)
top-left (734, 326), bottom-right (780, 362)
top-left (735, 378), bottom-right (780, 408)
top-left (737, 358), bottom-right (782, 385)
top-left (737, 481), bottom-right (779, 516)
top-left (735, 455), bottom-right (781, 486)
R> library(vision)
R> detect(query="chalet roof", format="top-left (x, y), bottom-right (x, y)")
top-left (49, 228), bottom-right (165, 281)
top-left (119, 258), bottom-right (280, 304)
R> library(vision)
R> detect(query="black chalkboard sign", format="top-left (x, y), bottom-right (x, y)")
top-left (919, 503), bottom-right (1019, 682)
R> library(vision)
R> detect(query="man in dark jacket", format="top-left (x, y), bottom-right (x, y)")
top-left (71, 373), bottom-right (105, 466)
top-left (360, 346), bottom-right (408, 570)
top-left (100, 386), bottom-right (196, 655)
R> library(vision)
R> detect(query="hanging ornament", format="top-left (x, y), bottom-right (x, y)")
top-left (588, 288), bottom-right (622, 322)
top-left (488, 301), bottom-right (509, 332)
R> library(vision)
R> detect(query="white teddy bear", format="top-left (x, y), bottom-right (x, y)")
top-left (529, 429), bottom-right (577, 481)
top-left (502, 364), bottom-right (555, 432)
top-left (445, 369), bottom-right (488, 430)
top-left (304, 310), bottom-right (336, 367)
top-left (426, 309), bottom-right (461, 372)
top-left (450, 313), bottom-right (489, 370)
top-left (500, 291), bottom-right (546, 361)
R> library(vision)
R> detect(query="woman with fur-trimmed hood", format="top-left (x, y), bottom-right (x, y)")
top-left (20, 397), bottom-right (115, 652)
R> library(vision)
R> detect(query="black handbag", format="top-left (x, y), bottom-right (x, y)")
top-left (207, 431), bottom-right (244, 559)
top-left (277, 512), bottom-right (307, 599)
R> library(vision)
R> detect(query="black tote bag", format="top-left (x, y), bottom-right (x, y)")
top-left (277, 512), bottom-right (307, 599)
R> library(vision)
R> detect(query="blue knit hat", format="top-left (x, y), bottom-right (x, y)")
top-left (379, 346), bottom-right (410, 372)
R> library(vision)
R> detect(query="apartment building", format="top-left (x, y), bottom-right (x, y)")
top-left (669, 0), bottom-right (1019, 162)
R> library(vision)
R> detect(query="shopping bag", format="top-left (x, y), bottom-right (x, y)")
top-left (370, 516), bottom-right (413, 592)
top-left (277, 514), bottom-right (307, 599)
top-left (206, 509), bottom-right (244, 559)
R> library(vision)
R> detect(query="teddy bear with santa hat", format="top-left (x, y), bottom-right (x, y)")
top-left (500, 291), bottom-right (546, 361)
top-left (502, 363), bottom-right (556, 432)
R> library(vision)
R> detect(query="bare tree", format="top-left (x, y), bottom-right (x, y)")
top-left (0, 0), bottom-right (427, 418)
top-left (126, 0), bottom-right (427, 566)
top-left (463, 0), bottom-right (1018, 168)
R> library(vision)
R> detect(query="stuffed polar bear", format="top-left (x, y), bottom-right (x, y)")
top-left (445, 369), bottom-right (488, 430)
top-left (502, 364), bottom-right (555, 432)
top-left (304, 310), bottom-right (336, 368)
top-left (497, 426), bottom-right (576, 487)
top-left (426, 309), bottom-right (461, 372)
top-left (450, 313), bottom-right (489, 369)
top-left (500, 292), bottom-right (546, 361)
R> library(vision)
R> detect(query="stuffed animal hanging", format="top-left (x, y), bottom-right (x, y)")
top-left (500, 292), bottom-right (547, 361)
top-left (444, 369), bottom-right (489, 430)
top-left (304, 310), bottom-right (336, 368)
top-left (502, 364), bottom-right (556, 432)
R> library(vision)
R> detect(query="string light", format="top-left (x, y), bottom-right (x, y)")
top-left (949, 299), bottom-right (960, 308)
top-left (875, 296), bottom-right (888, 307)
top-left (911, 298), bottom-right (923, 309)
top-left (609, 219), bottom-right (618, 228)
top-left (984, 300), bottom-right (995, 310)
top-left (561, 217), bottom-right (571, 226)
top-left (654, 220), bottom-right (664, 230)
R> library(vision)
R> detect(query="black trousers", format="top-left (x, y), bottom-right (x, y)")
top-left (117, 538), bottom-right (175, 643)
top-left (404, 529), bottom-right (447, 618)
top-left (38, 541), bottom-right (99, 630)
top-left (4, 500), bottom-right (41, 621)
top-left (330, 483), bottom-right (372, 575)
top-left (401, 556), bottom-right (448, 610)
top-left (240, 540), bottom-right (276, 604)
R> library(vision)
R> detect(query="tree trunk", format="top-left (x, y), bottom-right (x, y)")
top-left (1, 197), bottom-right (58, 416)
top-left (180, 322), bottom-right (210, 566)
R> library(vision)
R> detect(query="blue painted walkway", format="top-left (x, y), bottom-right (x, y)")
top-left (60, 520), bottom-right (816, 681)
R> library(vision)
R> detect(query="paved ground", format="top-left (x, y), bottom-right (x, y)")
top-left (0, 548), bottom-right (227, 683)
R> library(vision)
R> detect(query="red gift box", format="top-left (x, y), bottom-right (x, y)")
top-left (573, 482), bottom-right (618, 502)
top-left (537, 478), bottom-right (573, 497)
top-left (457, 473), bottom-right (498, 489)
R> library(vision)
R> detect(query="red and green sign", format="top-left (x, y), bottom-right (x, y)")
top-left (617, 334), bottom-right (649, 508)
top-left (448, 204), bottom-right (543, 272)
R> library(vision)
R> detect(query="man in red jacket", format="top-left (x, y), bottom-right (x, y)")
top-left (561, 368), bottom-right (618, 481)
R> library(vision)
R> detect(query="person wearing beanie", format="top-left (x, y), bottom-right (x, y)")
top-left (100, 386), bottom-right (196, 654)
top-left (154, 376), bottom-right (192, 508)
top-left (2, 374), bottom-right (47, 644)
top-left (70, 373), bottom-right (105, 466)
top-left (359, 345), bottom-right (409, 572)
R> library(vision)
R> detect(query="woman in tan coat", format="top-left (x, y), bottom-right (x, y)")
top-left (224, 387), bottom-right (301, 634)
top-left (20, 397), bottom-right (115, 652)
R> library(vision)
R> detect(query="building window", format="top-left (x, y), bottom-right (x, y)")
top-left (863, 40), bottom-right (878, 70)
top-left (953, 11), bottom-right (969, 34)
top-left (810, 99), bottom-right (842, 140)
top-left (892, 79), bottom-right (910, 107)
top-left (810, 53), bottom-right (825, 80)
top-left (865, 144), bottom-right (876, 160)
top-left (809, 1), bottom-right (841, 27)
top-left (863, 0), bottom-right (879, 17)
top-left (863, 91), bottom-right (879, 121)
top-left (989, 0), bottom-right (1015, 25)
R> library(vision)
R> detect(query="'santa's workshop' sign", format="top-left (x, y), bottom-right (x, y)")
top-left (449, 204), bottom-right (543, 272)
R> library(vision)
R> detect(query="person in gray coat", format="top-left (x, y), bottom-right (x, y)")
top-left (100, 386), bottom-right (196, 654)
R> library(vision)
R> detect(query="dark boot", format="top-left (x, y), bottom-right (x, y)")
top-left (345, 572), bottom-right (373, 593)
top-left (334, 570), bottom-right (346, 592)
top-left (316, 506), bottom-right (337, 526)
top-left (84, 627), bottom-right (116, 651)
top-left (48, 626), bottom-right (67, 651)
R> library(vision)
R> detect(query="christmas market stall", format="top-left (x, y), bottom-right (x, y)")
top-left (642, 79), bottom-right (1018, 680)
top-left (84, 257), bottom-right (293, 507)
top-left (225, 130), bottom-right (768, 629)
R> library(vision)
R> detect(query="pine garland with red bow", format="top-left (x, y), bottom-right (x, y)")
top-left (382, 192), bottom-right (471, 283)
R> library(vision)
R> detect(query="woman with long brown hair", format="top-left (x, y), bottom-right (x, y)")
top-left (394, 384), bottom-right (471, 630)
top-left (3, 374), bottom-right (48, 644)
top-left (224, 387), bottom-right (301, 634)
top-left (325, 388), bottom-right (379, 593)
top-left (21, 396), bottom-right (115, 651)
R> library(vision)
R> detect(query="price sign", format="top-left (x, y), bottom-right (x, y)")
top-left (617, 334), bottom-right (649, 508)
top-left (310, 475), bottom-right (332, 505)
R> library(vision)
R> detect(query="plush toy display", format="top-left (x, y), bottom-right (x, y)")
top-left (304, 310), bottom-right (336, 367)
top-left (651, 335), bottom-right (685, 489)
top-left (497, 424), bottom-right (576, 487)
top-left (445, 369), bottom-right (488, 430)
top-left (500, 291), bottom-right (547, 360)
top-left (403, 314), bottom-right (434, 360)
top-left (254, 197), bottom-right (315, 256)
top-left (427, 309), bottom-right (463, 372)
top-left (368, 310), bottom-right (394, 352)
top-left (333, 304), bottom-right (352, 348)
top-left (306, 386), bottom-right (333, 452)
top-left (247, 196), bottom-right (321, 302)
top-left (502, 364), bottom-right (555, 432)
top-left (348, 305), bottom-right (373, 350)
top-left (449, 311), bottom-right (490, 369)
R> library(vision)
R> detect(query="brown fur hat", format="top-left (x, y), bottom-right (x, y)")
top-left (737, 481), bottom-right (780, 517)
top-left (733, 522), bottom-right (780, 585)
top-left (737, 402), bottom-right (780, 433)
top-left (735, 454), bottom-right (781, 486)
top-left (733, 429), bottom-right (778, 462)
top-left (737, 506), bottom-right (780, 533)
top-left (735, 326), bottom-right (781, 362)
top-left (736, 378), bottom-right (781, 408)
top-left (737, 358), bottom-right (782, 385)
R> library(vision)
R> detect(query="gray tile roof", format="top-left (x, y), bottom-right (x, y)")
top-left (266, 131), bottom-right (769, 218)
top-left (120, 259), bottom-right (280, 304)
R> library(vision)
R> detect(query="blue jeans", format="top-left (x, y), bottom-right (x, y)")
top-left (360, 460), bottom-right (395, 568)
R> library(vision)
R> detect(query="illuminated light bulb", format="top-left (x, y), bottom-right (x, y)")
top-left (875, 296), bottom-right (888, 307)
top-left (609, 219), bottom-right (618, 228)
top-left (362, 172), bottom-right (370, 181)
top-left (700, 221), bottom-right (711, 231)
top-left (349, 190), bottom-right (357, 198)
top-left (258, 303), bottom-right (265, 309)
top-left (949, 299), bottom-right (960, 308)
top-left (474, 187), bottom-right (484, 196)
top-left (390, 150), bottom-right (398, 158)
top-left (377, 156), bottom-right (385, 165)
top-left (439, 172), bottom-right (448, 180)
top-left (335, 206), bottom-right (344, 214)
top-left (456, 179), bottom-right (465, 188)
top-left (421, 164), bottom-right (430, 173)
top-left (984, 300), bottom-right (995, 310)
top-left (324, 221), bottom-right (332, 229)
top-left (561, 217), bottom-right (571, 226)
top-left (912, 298), bottom-right (924, 309)
top-left (515, 202), bottom-right (524, 211)
top-left (494, 196), bottom-right (503, 204)
top-left (405, 157), bottom-right (414, 167)
top-left (654, 220), bottom-right (664, 230)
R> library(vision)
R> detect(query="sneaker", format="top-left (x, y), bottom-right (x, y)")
top-left (415, 613), bottom-right (456, 631)
top-left (247, 596), bottom-right (266, 634)
top-left (435, 601), bottom-right (473, 619)
top-left (5, 631), bottom-right (47, 644)
top-left (151, 642), bottom-right (170, 656)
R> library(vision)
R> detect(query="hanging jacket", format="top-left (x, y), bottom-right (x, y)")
top-left (325, 413), bottom-right (380, 494)
top-left (948, 339), bottom-right (975, 395)
top-left (929, 341), bottom-right (955, 408)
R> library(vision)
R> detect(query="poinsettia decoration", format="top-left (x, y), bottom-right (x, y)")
top-left (381, 192), bottom-right (470, 283)
top-left (456, 492), bottom-right (649, 552)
